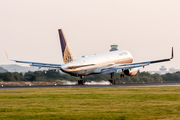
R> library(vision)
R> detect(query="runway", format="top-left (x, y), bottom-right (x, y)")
top-left (0, 82), bottom-right (180, 89)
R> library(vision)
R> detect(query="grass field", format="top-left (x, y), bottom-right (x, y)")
top-left (0, 86), bottom-right (180, 120)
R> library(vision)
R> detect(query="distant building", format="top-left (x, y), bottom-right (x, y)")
top-left (159, 65), bottom-right (167, 74)
top-left (147, 66), bottom-right (180, 75)
top-left (109, 45), bottom-right (118, 52)
top-left (169, 67), bottom-right (179, 73)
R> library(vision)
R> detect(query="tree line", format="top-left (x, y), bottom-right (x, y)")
top-left (0, 70), bottom-right (180, 82)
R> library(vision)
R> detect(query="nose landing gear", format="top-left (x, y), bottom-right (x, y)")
top-left (120, 69), bottom-right (125, 78)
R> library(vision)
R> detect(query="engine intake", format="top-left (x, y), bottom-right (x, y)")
top-left (124, 68), bottom-right (138, 76)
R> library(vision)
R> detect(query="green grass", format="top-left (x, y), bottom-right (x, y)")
top-left (0, 86), bottom-right (180, 120)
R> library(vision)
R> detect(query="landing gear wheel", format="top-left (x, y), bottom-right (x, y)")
top-left (120, 74), bottom-right (125, 78)
top-left (112, 79), bottom-right (116, 84)
top-left (108, 79), bottom-right (116, 85)
top-left (82, 80), bottom-right (86, 85)
top-left (78, 80), bottom-right (81, 85)
top-left (78, 80), bottom-right (86, 85)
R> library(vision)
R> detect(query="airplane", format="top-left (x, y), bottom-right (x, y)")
top-left (6, 29), bottom-right (174, 85)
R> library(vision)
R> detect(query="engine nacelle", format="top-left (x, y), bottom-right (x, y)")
top-left (124, 68), bottom-right (138, 76)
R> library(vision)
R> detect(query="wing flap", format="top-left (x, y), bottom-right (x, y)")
top-left (101, 62), bottom-right (150, 74)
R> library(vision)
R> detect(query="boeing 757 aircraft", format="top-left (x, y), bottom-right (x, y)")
top-left (8, 29), bottom-right (174, 85)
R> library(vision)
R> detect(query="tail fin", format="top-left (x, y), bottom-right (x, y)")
top-left (58, 29), bottom-right (74, 63)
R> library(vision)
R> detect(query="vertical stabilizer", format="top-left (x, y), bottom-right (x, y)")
top-left (58, 29), bottom-right (74, 63)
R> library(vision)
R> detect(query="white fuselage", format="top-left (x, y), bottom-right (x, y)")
top-left (61, 50), bottom-right (133, 76)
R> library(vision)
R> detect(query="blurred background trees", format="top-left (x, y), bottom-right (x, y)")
top-left (0, 70), bottom-right (180, 82)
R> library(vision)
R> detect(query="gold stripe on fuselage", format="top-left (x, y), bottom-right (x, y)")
top-left (114, 58), bottom-right (133, 64)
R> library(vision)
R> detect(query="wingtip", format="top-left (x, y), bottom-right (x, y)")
top-left (170, 47), bottom-right (174, 59)
top-left (4, 49), bottom-right (9, 59)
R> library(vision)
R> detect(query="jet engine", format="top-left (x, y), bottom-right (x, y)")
top-left (124, 68), bottom-right (138, 76)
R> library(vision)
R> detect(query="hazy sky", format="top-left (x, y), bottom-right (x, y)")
top-left (0, 0), bottom-right (179, 71)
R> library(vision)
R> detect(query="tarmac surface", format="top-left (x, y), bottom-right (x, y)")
top-left (0, 82), bottom-right (180, 89)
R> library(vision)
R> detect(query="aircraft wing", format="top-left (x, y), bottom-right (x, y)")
top-left (10, 60), bottom-right (62, 69)
top-left (101, 47), bottom-right (174, 74)
top-left (4, 50), bottom-right (62, 69)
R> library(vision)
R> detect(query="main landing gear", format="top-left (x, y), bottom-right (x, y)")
top-left (108, 72), bottom-right (116, 85)
top-left (78, 76), bottom-right (86, 85)
top-left (120, 74), bottom-right (125, 78)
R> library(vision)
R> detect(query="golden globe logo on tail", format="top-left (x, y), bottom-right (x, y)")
top-left (58, 29), bottom-right (74, 63)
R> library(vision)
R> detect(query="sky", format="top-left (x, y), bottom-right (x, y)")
top-left (0, 0), bottom-right (179, 71)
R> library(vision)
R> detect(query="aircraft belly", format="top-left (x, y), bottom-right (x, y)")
top-left (69, 68), bottom-right (97, 76)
